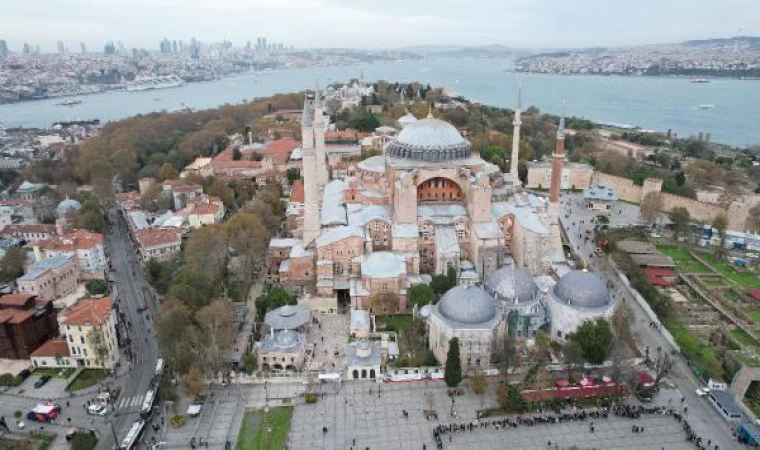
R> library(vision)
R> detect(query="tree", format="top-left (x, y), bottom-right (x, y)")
top-left (444, 337), bottom-right (462, 388)
top-left (533, 331), bottom-right (552, 362)
top-left (255, 286), bottom-right (294, 317)
top-left (0, 247), bottom-right (26, 283)
top-left (712, 214), bottom-right (728, 258)
top-left (348, 112), bottom-right (381, 132)
top-left (184, 226), bottom-right (228, 286)
top-left (88, 327), bottom-right (110, 369)
top-left (140, 184), bottom-right (171, 213)
top-left (73, 197), bottom-right (106, 233)
top-left (85, 279), bottom-right (109, 296)
top-left (651, 348), bottom-right (674, 388)
top-left (286, 168), bottom-right (301, 185)
top-left (232, 147), bottom-right (242, 161)
top-left (496, 383), bottom-right (524, 412)
top-left (568, 319), bottom-right (612, 365)
top-left (205, 178), bottom-right (235, 208)
top-left (470, 370), bottom-right (488, 395)
top-left (670, 207), bottom-right (690, 240)
top-left (185, 365), bottom-right (204, 398)
top-left (223, 212), bottom-right (268, 285)
top-left (156, 299), bottom-right (195, 373)
top-left (747, 203), bottom-right (760, 232)
top-left (408, 284), bottom-right (437, 307)
top-left (195, 299), bottom-right (236, 373)
top-left (158, 162), bottom-right (179, 181)
top-left (639, 192), bottom-right (663, 226)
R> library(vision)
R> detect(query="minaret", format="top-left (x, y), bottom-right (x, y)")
top-left (301, 93), bottom-right (320, 246)
top-left (312, 90), bottom-right (329, 190)
top-left (509, 83), bottom-right (522, 182)
top-left (549, 105), bottom-right (566, 227)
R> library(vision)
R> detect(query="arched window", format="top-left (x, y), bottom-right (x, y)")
top-left (334, 262), bottom-right (343, 275)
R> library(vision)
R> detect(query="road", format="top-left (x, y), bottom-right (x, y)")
top-left (559, 196), bottom-right (740, 449)
top-left (97, 209), bottom-right (161, 450)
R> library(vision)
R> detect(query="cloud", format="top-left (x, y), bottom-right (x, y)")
top-left (0, 0), bottom-right (759, 51)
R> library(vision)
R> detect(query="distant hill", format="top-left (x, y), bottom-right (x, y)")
top-left (401, 44), bottom-right (523, 58)
top-left (681, 36), bottom-right (760, 49)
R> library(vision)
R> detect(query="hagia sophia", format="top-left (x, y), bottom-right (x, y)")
top-left (267, 89), bottom-right (617, 370)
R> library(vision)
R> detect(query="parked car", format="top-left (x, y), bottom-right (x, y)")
top-left (33, 375), bottom-right (51, 388)
top-left (18, 369), bottom-right (32, 380)
top-left (695, 387), bottom-right (710, 397)
top-left (87, 404), bottom-right (111, 416)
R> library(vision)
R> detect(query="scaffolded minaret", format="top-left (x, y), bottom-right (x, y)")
top-left (548, 106), bottom-right (566, 248)
top-left (509, 83), bottom-right (522, 183)
top-left (301, 93), bottom-right (320, 246)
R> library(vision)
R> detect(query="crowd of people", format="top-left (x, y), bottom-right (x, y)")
top-left (429, 402), bottom-right (723, 450)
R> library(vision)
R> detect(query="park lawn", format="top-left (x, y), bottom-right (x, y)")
top-left (375, 314), bottom-right (412, 332)
top-left (237, 407), bottom-right (293, 450)
top-left (0, 432), bottom-right (55, 450)
top-left (700, 254), bottom-right (760, 289)
top-left (657, 245), bottom-right (710, 273)
top-left (730, 329), bottom-right (760, 350)
top-left (34, 367), bottom-right (76, 378)
top-left (667, 323), bottom-right (724, 379)
top-left (67, 369), bottom-right (108, 391)
top-left (747, 309), bottom-right (760, 325)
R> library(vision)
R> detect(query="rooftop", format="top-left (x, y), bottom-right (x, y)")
top-left (135, 228), bottom-right (181, 249)
top-left (40, 230), bottom-right (103, 252)
top-left (18, 255), bottom-right (74, 281)
top-left (347, 340), bottom-right (381, 367)
top-left (60, 297), bottom-right (112, 326)
top-left (361, 252), bottom-right (406, 279)
top-left (264, 304), bottom-right (311, 330)
top-left (31, 339), bottom-right (70, 358)
top-left (584, 184), bottom-right (619, 201)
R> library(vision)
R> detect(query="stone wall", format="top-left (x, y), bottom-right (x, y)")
top-left (659, 192), bottom-right (726, 224)
top-left (593, 173), bottom-right (642, 203)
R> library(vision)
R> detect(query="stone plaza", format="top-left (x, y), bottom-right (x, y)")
top-left (287, 381), bottom-right (699, 450)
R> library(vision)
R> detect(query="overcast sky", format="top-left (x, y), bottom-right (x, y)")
top-left (3, 0), bottom-right (760, 52)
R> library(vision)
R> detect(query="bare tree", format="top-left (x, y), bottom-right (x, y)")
top-left (712, 214), bottom-right (728, 259)
top-left (195, 299), bottom-right (236, 374)
top-left (640, 192), bottom-right (663, 226)
top-left (651, 348), bottom-right (675, 389)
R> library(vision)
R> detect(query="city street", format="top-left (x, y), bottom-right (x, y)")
top-left (559, 195), bottom-right (739, 449)
top-left (95, 209), bottom-right (162, 450)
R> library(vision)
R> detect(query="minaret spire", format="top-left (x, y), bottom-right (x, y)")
top-left (509, 81), bottom-right (522, 182)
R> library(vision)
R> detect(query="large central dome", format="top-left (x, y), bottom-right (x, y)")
top-left (385, 117), bottom-right (472, 162)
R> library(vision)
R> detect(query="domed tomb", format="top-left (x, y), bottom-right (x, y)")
top-left (437, 285), bottom-right (497, 325)
top-left (553, 270), bottom-right (611, 309)
top-left (485, 266), bottom-right (539, 304)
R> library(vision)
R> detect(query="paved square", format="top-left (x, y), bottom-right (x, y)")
top-left (288, 381), bottom-right (698, 450)
top-left (307, 313), bottom-right (349, 372)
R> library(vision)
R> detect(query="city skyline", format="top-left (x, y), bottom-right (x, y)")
top-left (1, 0), bottom-right (760, 52)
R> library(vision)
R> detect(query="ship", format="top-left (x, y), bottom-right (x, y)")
top-left (696, 104), bottom-right (715, 110)
top-left (126, 76), bottom-right (185, 92)
top-left (57, 99), bottom-right (82, 106)
top-left (690, 78), bottom-right (710, 83)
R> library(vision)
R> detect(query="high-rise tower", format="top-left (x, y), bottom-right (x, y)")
top-left (509, 83), bottom-right (522, 182)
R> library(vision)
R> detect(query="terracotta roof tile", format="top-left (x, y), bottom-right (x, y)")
top-left (290, 179), bottom-right (304, 204)
top-left (0, 293), bottom-right (35, 308)
top-left (31, 339), bottom-right (70, 358)
top-left (1, 224), bottom-right (56, 235)
top-left (40, 230), bottom-right (103, 252)
top-left (135, 228), bottom-right (181, 249)
top-left (212, 148), bottom-right (261, 171)
top-left (60, 297), bottom-right (112, 326)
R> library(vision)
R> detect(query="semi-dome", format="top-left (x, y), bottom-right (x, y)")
top-left (553, 270), bottom-right (610, 309)
top-left (485, 266), bottom-right (539, 304)
top-left (57, 198), bottom-right (82, 214)
top-left (385, 117), bottom-right (472, 162)
top-left (438, 285), bottom-right (497, 325)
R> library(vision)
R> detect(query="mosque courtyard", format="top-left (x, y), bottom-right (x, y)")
top-left (287, 381), bottom-right (699, 450)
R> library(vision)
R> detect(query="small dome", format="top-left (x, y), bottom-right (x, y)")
top-left (485, 266), bottom-right (539, 304)
top-left (385, 117), bottom-right (472, 162)
top-left (277, 305), bottom-right (297, 317)
top-left (438, 285), bottom-right (496, 324)
top-left (272, 330), bottom-right (301, 349)
top-left (553, 270), bottom-right (610, 309)
top-left (418, 304), bottom-right (432, 320)
top-left (397, 112), bottom-right (418, 127)
top-left (57, 198), bottom-right (82, 213)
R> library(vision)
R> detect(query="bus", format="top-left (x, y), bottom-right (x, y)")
top-left (154, 358), bottom-right (164, 378)
top-left (141, 389), bottom-right (156, 417)
top-left (120, 420), bottom-right (146, 450)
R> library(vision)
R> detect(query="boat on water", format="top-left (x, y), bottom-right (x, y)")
top-left (697, 104), bottom-right (715, 110)
top-left (690, 78), bottom-right (710, 83)
top-left (57, 99), bottom-right (82, 106)
top-left (126, 76), bottom-right (185, 92)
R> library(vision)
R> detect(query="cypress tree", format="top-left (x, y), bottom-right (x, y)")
top-left (444, 337), bottom-right (462, 388)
